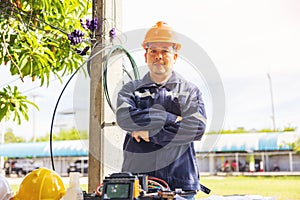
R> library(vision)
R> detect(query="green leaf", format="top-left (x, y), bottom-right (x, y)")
top-left (0, 105), bottom-right (9, 121)
top-left (19, 53), bottom-right (30, 70)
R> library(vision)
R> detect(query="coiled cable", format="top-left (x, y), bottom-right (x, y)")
top-left (49, 44), bottom-right (139, 170)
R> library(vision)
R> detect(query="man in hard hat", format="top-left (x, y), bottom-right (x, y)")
top-left (116, 21), bottom-right (206, 199)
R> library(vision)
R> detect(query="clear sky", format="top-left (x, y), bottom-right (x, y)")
top-left (1, 0), bottom-right (300, 139)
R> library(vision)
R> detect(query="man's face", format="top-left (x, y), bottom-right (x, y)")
top-left (145, 42), bottom-right (178, 80)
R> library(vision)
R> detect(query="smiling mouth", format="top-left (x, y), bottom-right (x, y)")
top-left (153, 61), bottom-right (164, 66)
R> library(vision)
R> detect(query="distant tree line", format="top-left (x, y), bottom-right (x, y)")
top-left (3, 125), bottom-right (296, 143)
top-left (2, 128), bottom-right (88, 143)
top-left (207, 125), bottom-right (297, 134)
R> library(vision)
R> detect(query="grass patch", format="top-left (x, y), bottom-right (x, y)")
top-left (196, 176), bottom-right (300, 200)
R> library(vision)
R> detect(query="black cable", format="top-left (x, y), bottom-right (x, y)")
top-left (49, 44), bottom-right (139, 170)
top-left (49, 69), bottom-right (79, 170)
top-left (49, 45), bottom-right (111, 170)
top-left (122, 63), bottom-right (133, 81)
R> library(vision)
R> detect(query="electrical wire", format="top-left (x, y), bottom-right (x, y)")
top-left (0, 59), bottom-right (85, 90)
top-left (22, 78), bottom-right (58, 94)
top-left (0, 2), bottom-right (93, 88)
top-left (96, 183), bottom-right (103, 196)
top-left (0, 3), bottom-right (68, 35)
top-left (0, 3), bottom-right (100, 89)
top-left (0, 18), bottom-right (115, 90)
top-left (49, 43), bottom-right (139, 170)
top-left (1, 0), bottom-right (141, 173)
top-left (0, 38), bottom-right (91, 90)
top-left (148, 180), bottom-right (165, 190)
top-left (148, 176), bottom-right (170, 190)
top-left (122, 63), bottom-right (134, 81)
top-left (0, 77), bottom-right (20, 89)
top-left (103, 45), bottom-right (140, 112)
top-left (1, 0), bottom-right (138, 174)
top-left (49, 44), bottom-right (112, 170)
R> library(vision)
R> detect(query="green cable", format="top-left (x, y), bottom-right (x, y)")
top-left (103, 45), bottom-right (140, 113)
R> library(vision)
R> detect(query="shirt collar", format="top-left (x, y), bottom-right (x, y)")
top-left (137, 72), bottom-right (181, 90)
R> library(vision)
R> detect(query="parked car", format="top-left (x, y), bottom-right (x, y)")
top-left (67, 159), bottom-right (88, 174)
top-left (4, 159), bottom-right (39, 177)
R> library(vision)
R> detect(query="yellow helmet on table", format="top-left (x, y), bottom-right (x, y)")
top-left (14, 167), bottom-right (66, 200)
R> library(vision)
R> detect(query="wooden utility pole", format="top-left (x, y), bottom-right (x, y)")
top-left (88, 0), bottom-right (122, 192)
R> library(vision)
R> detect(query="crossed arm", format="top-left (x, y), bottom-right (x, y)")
top-left (116, 83), bottom-right (206, 146)
top-left (131, 116), bottom-right (182, 143)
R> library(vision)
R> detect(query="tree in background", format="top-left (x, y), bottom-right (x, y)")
top-left (4, 128), bottom-right (25, 143)
top-left (35, 128), bottom-right (88, 142)
top-left (3, 128), bottom-right (88, 143)
top-left (0, 0), bottom-right (91, 124)
top-left (289, 138), bottom-right (300, 153)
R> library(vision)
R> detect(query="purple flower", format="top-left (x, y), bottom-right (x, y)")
top-left (109, 28), bottom-right (116, 39)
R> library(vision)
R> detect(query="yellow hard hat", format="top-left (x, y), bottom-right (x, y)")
top-left (142, 21), bottom-right (181, 50)
top-left (14, 168), bottom-right (66, 200)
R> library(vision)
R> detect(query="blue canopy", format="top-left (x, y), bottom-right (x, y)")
top-left (0, 140), bottom-right (89, 157)
top-left (195, 131), bottom-right (300, 152)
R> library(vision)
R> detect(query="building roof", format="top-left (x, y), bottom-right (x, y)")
top-left (0, 140), bottom-right (88, 158)
top-left (195, 131), bottom-right (300, 152)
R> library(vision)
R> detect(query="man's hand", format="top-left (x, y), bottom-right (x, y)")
top-left (175, 116), bottom-right (182, 123)
top-left (132, 130), bottom-right (150, 142)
